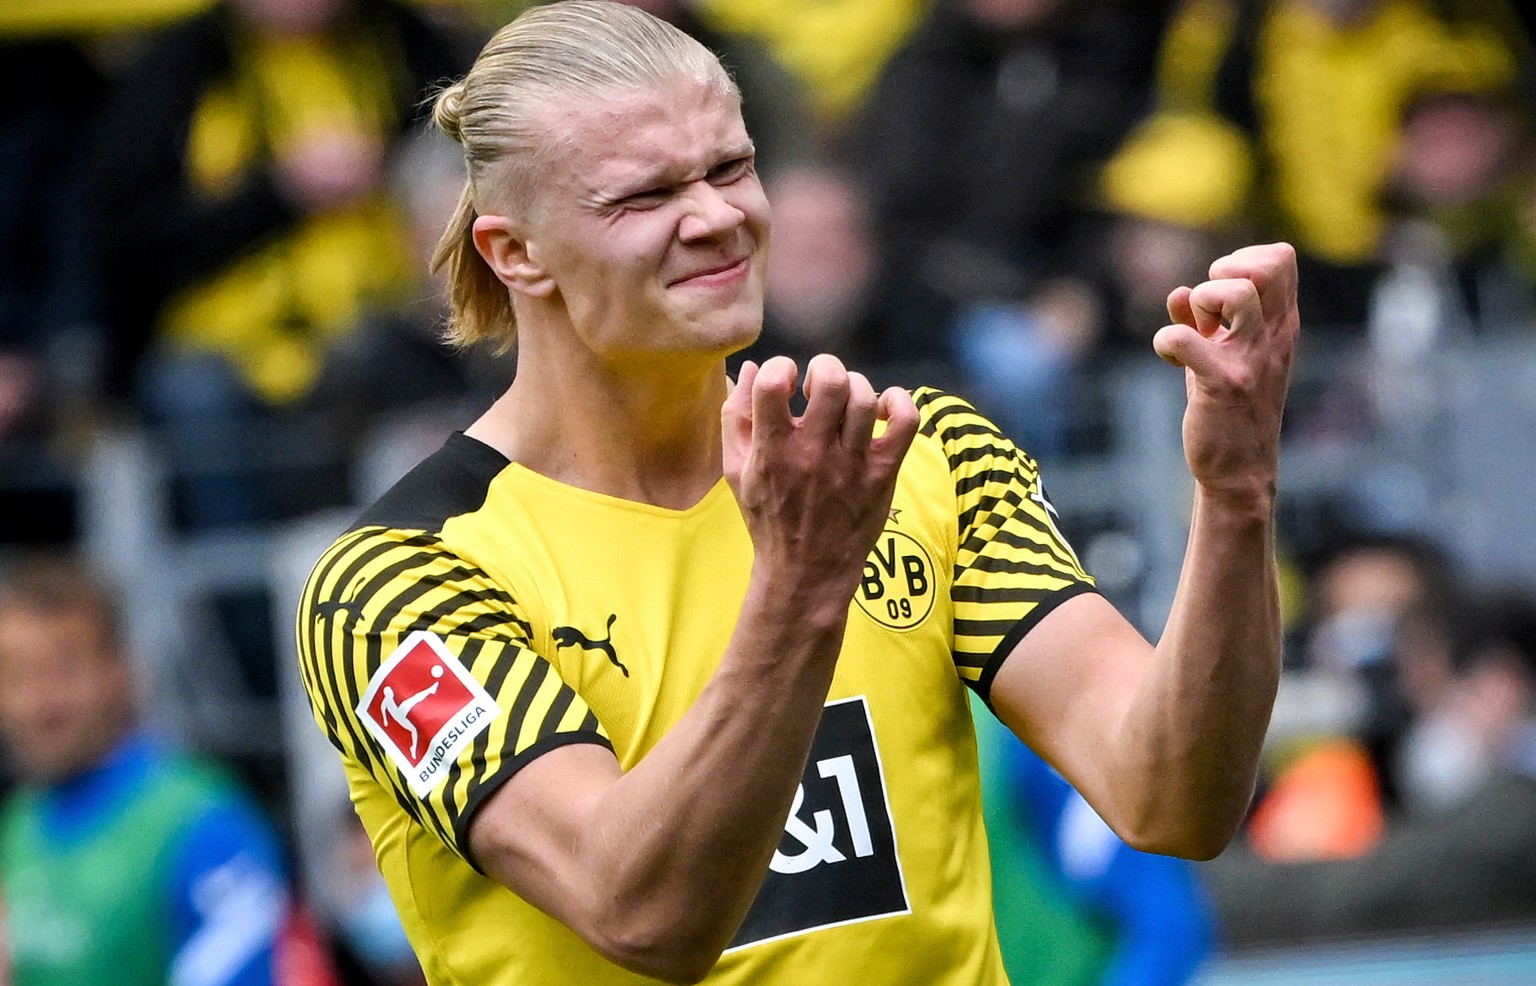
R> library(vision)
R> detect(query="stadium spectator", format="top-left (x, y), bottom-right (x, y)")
top-left (729, 163), bottom-right (908, 378)
top-left (1367, 84), bottom-right (1536, 357)
top-left (1153, 0), bottom-right (1530, 328)
top-left (853, 0), bottom-right (1175, 444)
top-left (1244, 532), bottom-right (1458, 861)
top-left (77, 0), bottom-right (474, 725)
top-left (694, 0), bottom-right (931, 134)
top-left (295, 2), bottom-right (1297, 983)
top-left (87, 0), bottom-right (470, 530)
top-left (0, 555), bottom-right (293, 985)
top-left (1203, 585), bottom-right (1536, 943)
top-left (1085, 110), bottom-right (1259, 353)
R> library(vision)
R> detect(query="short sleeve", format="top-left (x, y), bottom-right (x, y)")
top-left (913, 389), bottom-right (1097, 700)
top-left (296, 526), bottom-right (612, 862)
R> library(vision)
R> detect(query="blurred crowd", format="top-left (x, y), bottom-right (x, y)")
top-left (3, 0), bottom-right (1536, 983)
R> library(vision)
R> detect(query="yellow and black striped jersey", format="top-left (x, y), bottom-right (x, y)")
top-left (295, 387), bottom-right (1094, 986)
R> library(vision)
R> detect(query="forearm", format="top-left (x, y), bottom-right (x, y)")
top-left (1119, 483), bottom-right (1281, 857)
top-left (478, 568), bottom-right (848, 980)
top-left (595, 582), bottom-right (843, 948)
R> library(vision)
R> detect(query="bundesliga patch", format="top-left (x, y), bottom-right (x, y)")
top-left (357, 631), bottom-right (501, 796)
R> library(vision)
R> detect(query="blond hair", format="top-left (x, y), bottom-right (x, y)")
top-left (430, 0), bottom-right (738, 351)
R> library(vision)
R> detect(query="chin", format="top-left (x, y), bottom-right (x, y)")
top-left (678, 305), bottom-right (763, 356)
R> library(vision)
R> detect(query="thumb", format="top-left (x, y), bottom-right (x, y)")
top-left (1152, 322), bottom-right (1221, 376)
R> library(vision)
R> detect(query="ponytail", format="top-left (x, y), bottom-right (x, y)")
top-left (430, 82), bottom-right (516, 351)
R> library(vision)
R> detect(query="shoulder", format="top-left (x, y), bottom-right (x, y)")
top-left (909, 386), bottom-right (1039, 475)
top-left (352, 432), bottom-right (511, 535)
top-left (912, 386), bottom-right (1001, 437)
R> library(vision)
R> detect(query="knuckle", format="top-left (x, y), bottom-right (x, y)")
top-left (1224, 364), bottom-right (1256, 393)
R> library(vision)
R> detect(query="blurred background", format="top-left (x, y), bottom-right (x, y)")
top-left (2, 0), bottom-right (1535, 983)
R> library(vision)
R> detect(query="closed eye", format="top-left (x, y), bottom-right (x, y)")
top-left (619, 187), bottom-right (670, 211)
top-left (707, 155), bottom-right (755, 185)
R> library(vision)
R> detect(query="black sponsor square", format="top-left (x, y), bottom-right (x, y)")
top-left (728, 695), bottom-right (909, 950)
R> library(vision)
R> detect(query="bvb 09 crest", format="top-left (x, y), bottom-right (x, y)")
top-left (855, 529), bottom-right (935, 631)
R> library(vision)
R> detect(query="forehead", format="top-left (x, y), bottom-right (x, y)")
top-left (0, 606), bottom-right (110, 665)
top-left (543, 77), bottom-right (750, 195)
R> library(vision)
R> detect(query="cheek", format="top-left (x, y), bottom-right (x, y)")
top-left (743, 190), bottom-right (773, 242)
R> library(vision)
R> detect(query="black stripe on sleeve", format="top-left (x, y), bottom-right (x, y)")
top-left (454, 730), bottom-right (616, 872)
top-left (973, 582), bottom-right (1100, 706)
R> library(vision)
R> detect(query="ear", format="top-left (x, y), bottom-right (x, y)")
top-left (472, 214), bottom-right (556, 299)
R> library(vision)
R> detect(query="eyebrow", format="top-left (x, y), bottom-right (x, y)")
top-left (597, 141), bottom-right (757, 204)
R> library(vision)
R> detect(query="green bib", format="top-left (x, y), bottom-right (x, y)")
top-left (0, 755), bottom-right (232, 986)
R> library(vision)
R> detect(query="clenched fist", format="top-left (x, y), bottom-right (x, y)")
top-left (1153, 242), bottom-right (1300, 503)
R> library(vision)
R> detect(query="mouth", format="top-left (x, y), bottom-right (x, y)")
top-left (669, 256), bottom-right (750, 287)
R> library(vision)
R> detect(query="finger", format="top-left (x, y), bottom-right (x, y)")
top-left (724, 360), bottom-right (757, 414)
top-left (751, 356), bottom-right (798, 440)
top-left (868, 386), bottom-right (919, 476)
top-left (1152, 322), bottom-right (1220, 376)
top-left (721, 360), bottom-right (758, 473)
top-left (1207, 242), bottom-right (1298, 316)
top-left (802, 353), bottom-right (850, 439)
top-left (840, 371), bottom-right (878, 450)
top-left (1188, 278), bottom-right (1263, 338)
top-left (1166, 285), bottom-right (1195, 328)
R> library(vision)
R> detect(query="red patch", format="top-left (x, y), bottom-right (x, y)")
top-left (356, 631), bottom-right (501, 796)
top-left (361, 634), bottom-right (478, 767)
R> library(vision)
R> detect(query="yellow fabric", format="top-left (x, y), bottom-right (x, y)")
top-left (161, 30), bottom-right (413, 404)
top-left (1256, 0), bottom-right (1519, 263)
top-left (296, 389), bottom-right (1094, 985)
top-left (0, 0), bottom-right (211, 36)
top-left (697, 0), bottom-right (930, 125)
top-left (1098, 110), bottom-right (1255, 229)
top-left (1157, 0), bottom-right (1242, 110)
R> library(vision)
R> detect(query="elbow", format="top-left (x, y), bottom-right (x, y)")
top-left (586, 907), bottom-right (728, 984)
top-left (1113, 795), bottom-right (1249, 861)
top-left (596, 942), bottom-right (717, 985)
top-left (1123, 827), bottom-right (1235, 862)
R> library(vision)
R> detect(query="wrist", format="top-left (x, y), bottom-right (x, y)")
top-left (1193, 474), bottom-right (1277, 518)
top-left (742, 563), bottom-right (853, 639)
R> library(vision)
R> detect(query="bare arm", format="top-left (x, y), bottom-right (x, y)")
top-left (992, 243), bottom-right (1298, 859)
top-left (467, 355), bottom-right (919, 983)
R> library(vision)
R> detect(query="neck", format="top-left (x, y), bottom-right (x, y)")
top-left (467, 347), bottom-right (731, 510)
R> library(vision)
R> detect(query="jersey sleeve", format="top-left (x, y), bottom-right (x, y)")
top-left (295, 525), bottom-right (612, 865)
top-left (913, 388), bottom-right (1097, 701)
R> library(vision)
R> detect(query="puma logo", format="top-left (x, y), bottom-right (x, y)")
top-left (314, 577), bottom-right (368, 625)
top-left (314, 599), bottom-right (365, 623)
top-left (552, 614), bottom-right (628, 678)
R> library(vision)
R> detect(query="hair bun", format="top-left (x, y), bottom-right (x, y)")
top-left (433, 81), bottom-right (468, 143)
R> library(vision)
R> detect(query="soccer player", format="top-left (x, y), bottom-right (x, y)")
top-left (295, 2), bottom-right (1299, 983)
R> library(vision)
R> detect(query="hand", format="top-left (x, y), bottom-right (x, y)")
top-left (1153, 242), bottom-right (1299, 502)
top-left (721, 354), bottom-right (919, 611)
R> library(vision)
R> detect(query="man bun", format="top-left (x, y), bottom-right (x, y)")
top-left (432, 81), bottom-right (467, 143)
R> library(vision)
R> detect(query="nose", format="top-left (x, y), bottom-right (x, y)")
top-left (677, 180), bottom-right (745, 242)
